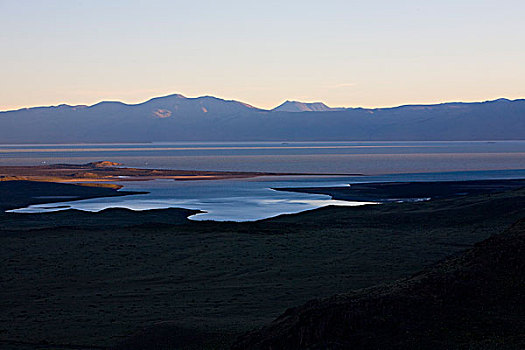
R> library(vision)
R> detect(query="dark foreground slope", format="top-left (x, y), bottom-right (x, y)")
top-left (234, 219), bottom-right (525, 350)
top-left (2, 181), bottom-right (525, 349)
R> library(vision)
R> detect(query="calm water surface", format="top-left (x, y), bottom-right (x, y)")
top-left (9, 170), bottom-right (525, 221)
top-left (4, 141), bottom-right (525, 221)
top-left (2, 141), bottom-right (525, 174)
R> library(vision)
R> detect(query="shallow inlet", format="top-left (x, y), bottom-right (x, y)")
top-left (9, 169), bottom-right (525, 221)
top-left (9, 176), bottom-right (375, 221)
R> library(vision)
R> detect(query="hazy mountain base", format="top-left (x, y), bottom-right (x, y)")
top-left (1, 181), bottom-right (525, 349)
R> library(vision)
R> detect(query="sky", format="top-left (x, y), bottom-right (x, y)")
top-left (1, 0), bottom-right (524, 111)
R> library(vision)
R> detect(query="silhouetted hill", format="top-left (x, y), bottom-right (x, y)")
top-left (1, 95), bottom-right (524, 142)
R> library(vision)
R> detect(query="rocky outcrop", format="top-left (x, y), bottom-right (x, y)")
top-left (86, 161), bottom-right (123, 168)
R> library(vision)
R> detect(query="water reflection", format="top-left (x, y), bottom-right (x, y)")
top-left (10, 177), bottom-right (374, 221)
top-left (9, 169), bottom-right (525, 221)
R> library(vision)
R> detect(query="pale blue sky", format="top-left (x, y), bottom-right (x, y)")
top-left (1, 0), bottom-right (524, 110)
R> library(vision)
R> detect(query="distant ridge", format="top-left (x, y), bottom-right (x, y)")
top-left (9, 93), bottom-right (261, 113)
top-left (0, 94), bottom-right (524, 142)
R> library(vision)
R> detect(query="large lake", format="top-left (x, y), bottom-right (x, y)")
top-left (4, 141), bottom-right (525, 220)
top-left (2, 141), bottom-right (525, 174)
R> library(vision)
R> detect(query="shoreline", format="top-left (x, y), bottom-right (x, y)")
top-left (274, 179), bottom-right (525, 202)
top-left (4, 178), bottom-right (525, 221)
top-left (0, 161), bottom-right (363, 185)
top-left (0, 180), bottom-right (147, 213)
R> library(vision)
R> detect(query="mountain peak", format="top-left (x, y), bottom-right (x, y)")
top-left (272, 100), bottom-right (339, 112)
top-left (141, 93), bottom-right (187, 104)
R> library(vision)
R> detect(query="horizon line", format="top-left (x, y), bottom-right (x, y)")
top-left (1, 94), bottom-right (524, 113)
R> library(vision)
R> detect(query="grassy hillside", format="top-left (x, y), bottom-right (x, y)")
top-left (1, 181), bottom-right (524, 349)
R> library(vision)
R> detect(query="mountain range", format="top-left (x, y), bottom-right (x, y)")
top-left (1, 94), bottom-right (524, 143)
